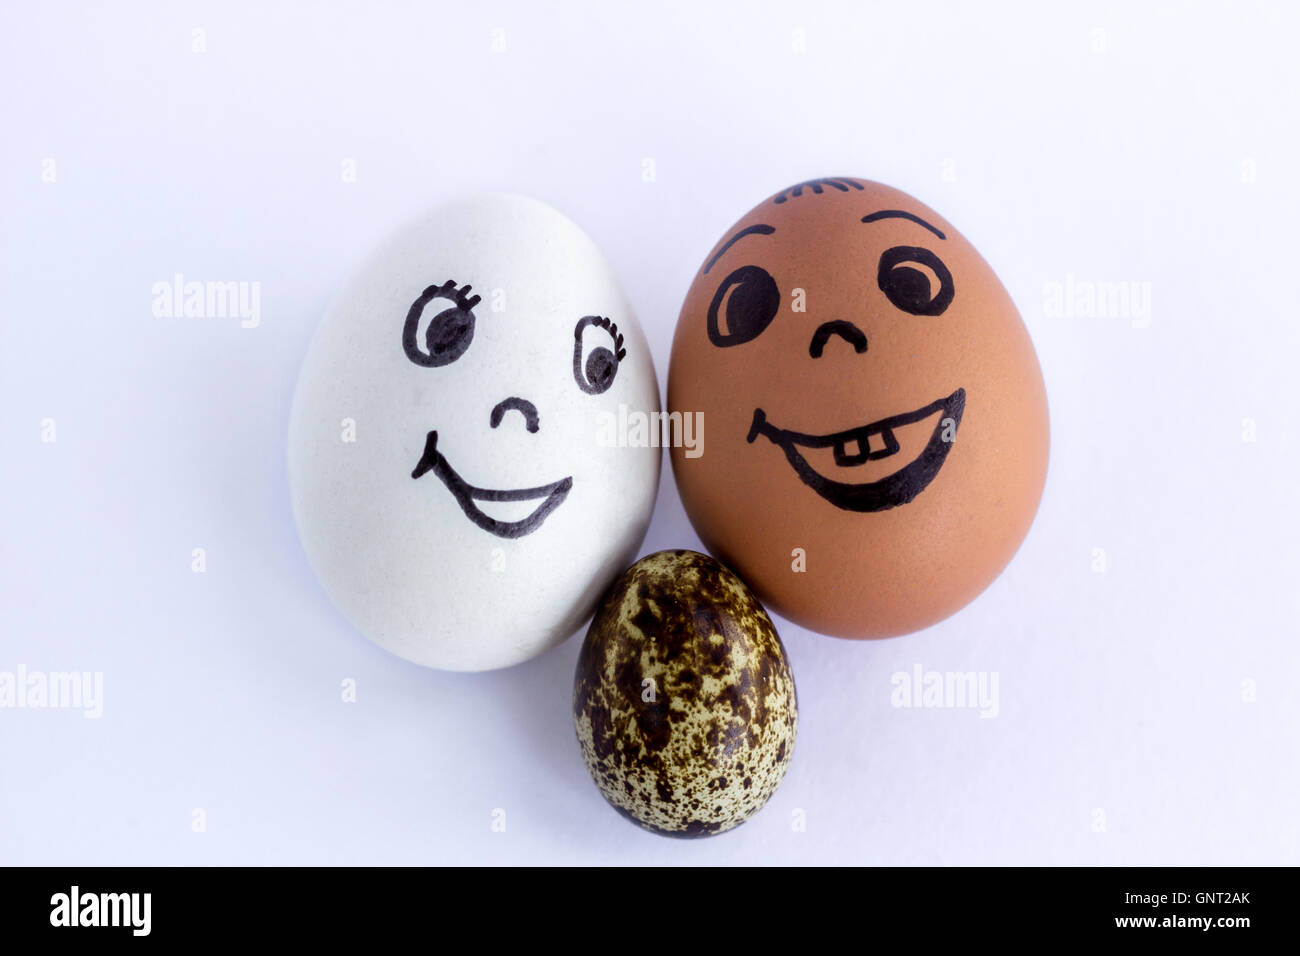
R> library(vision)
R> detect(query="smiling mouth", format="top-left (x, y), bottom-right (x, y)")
top-left (411, 430), bottom-right (572, 538)
top-left (746, 388), bottom-right (966, 513)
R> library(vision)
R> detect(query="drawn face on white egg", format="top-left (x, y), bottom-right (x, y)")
top-left (404, 282), bottom-right (627, 538)
top-left (289, 194), bottom-right (660, 672)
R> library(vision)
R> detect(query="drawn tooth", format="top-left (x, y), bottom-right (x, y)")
top-left (840, 437), bottom-right (862, 459)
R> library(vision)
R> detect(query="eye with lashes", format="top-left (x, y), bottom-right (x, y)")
top-left (403, 278), bottom-right (480, 367)
top-left (573, 315), bottom-right (626, 394)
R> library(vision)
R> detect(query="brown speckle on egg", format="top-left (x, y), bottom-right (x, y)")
top-left (573, 550), bottom-right (797, 837)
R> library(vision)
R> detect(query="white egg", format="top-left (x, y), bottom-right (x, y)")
top-left (289, 194), bottom-right (661, 671)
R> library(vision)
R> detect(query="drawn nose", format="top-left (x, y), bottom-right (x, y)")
top-left (490, 396), bottom-right (540, 433)
top-left (809, 320), bottom-right (868, 358)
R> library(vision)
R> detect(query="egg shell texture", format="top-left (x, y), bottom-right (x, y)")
top-left (573, 550), bottom-right (797, 837)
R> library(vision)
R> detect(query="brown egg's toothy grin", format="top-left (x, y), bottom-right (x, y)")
top-left (746, 388), bottom-right (965, 512)
top-left (411, 430), bottom-right (572, 538)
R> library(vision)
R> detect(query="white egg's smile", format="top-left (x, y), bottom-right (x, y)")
top-left (410, 429), bottom-right (572, 539)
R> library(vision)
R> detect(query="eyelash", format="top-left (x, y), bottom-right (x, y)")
top-left (402, 278), bottom-right (479, 368)
top-left (429, 278), bottom-right (481, 311)
top-left (585, 315), bottom-right (626, 361)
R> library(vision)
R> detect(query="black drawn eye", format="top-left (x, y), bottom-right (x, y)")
top-left (402, 279), bottom-right (481, 367)
top-left (573, 315), bottom-right (625, 395)
top-left (707, 265), bottom-right (779, 347)
top-left (877, 247), bottom-right (954, 316)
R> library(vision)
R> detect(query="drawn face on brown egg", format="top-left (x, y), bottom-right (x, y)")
top-left (668, 178), bottom-right (1049, 639)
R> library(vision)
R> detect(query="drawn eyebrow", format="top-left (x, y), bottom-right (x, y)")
top-left (861, 210), bottom-right (946, 240)
top-left (704, 224), bottom-right (776, 274)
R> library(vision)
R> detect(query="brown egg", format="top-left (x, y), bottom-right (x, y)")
top-left (573, 550), bottom-right (797, 837)
top-left (668, 178), bottom-right (1049, 639)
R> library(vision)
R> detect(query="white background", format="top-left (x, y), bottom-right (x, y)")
top-left (2, 0), bottom-right (1296, 865)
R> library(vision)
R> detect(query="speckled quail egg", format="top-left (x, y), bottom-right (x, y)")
top-left (573, 550), bottom-right (797, 837)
